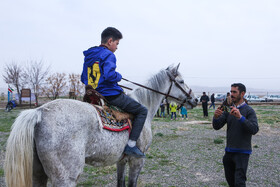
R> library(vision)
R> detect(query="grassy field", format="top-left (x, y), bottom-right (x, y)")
top-left (155, 105), bottom-right (280, 128)
top-left (0, 104), bottom-right (279, 186)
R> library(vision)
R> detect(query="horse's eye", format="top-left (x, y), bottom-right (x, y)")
top-left (179, 80), bottom-right (184, 84)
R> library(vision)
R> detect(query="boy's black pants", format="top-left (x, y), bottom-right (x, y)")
top-left (105, 93), bottom-right (148, 141)
top-left (223, 152), bottom-right (250, 187)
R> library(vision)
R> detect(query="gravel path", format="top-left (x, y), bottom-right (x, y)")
top-left (132, 120), bottom-right (280, 187)
top-left (1, 120), bottom-right (279, 187)
top-left (76, 120), bottom-right (280, 186)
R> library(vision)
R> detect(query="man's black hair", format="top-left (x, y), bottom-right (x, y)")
top-left (101, 27), bottom-right (123, 44)
top-left (231, 83), bottom-right (246, 93)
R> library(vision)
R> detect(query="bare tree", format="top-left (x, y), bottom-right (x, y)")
top-left (42, 73), bottom-right (67, 99)
top-left (22, 60), bottom-right (50, 105)
top-left (69, 73), bottom-right (84, 99)
top-left (3, 62), bottom-right (23, 103)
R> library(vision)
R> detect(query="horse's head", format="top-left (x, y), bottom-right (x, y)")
top-left (166, 64), bottom-right (198, 109)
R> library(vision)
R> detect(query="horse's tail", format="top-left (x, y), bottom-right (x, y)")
top-left (4, 109), bottom-right (42, 187)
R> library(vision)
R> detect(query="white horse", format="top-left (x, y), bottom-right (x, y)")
top-left (4, 64), bottom-right (197, 187)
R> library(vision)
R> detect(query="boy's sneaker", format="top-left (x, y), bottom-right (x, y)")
top-left (124, 145), bottom-right (145, 158)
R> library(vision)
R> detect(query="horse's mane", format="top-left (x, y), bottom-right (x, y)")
top-left (130, 65), bottom-right (182, 108)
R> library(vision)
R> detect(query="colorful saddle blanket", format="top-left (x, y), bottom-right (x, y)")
top-left (94, 105), bottom-right (131, 132)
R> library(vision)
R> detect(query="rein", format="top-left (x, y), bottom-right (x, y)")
top-left (120, 78), bottom-right (180, 101)
top-left (119, 71), bottom-right (194, 107)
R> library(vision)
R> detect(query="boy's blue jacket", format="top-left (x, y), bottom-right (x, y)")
top-left (81, 46), bottom-right (123, 96)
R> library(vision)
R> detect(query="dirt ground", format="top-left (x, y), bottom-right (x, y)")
top-left (0, 115), bottom-right (279, 186)
top-left (77, 120), bottom-right (279, 187)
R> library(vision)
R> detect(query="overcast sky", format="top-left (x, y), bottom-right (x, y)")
top-left (1, 0), bottom-right (280, 93)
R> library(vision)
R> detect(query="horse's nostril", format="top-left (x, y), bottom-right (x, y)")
top-left (195, 98), bottom-right (198, 102)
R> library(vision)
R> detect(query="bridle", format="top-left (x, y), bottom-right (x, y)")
top-left (120, 70), bottom-right (195, 108)
top-left (165, 70), bottom-right (194, 108)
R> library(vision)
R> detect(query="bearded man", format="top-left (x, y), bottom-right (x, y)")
top-left (212, 83), bottom-right (259, 187)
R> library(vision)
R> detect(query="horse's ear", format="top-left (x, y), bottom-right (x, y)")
top-left (175, 63), bottom-right (180, 74)
top-left (166, 64), bottom-right (179, 77)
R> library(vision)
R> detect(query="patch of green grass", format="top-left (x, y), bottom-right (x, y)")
top-left (82, 165), bottom-right (116, 177)
top-left (77, 178), bottom-right (109, 186)
top-left (0, 168), bottom-right (4, 177)
top-left (153, 118), bottom-right (161, 121)
top-left (214, 136), bottom-right (226, 144)
top-left (149, 164), bottom-right (160, 171)
top-left (146, 154), bottom-right (154, 159)
top-left (162, 134), bottom-right (181, 141)
top-left (253, 145), bottom-right (259, 148)
top-left (77, 179), bottom-right (95, 186)
top-left (214, 138), bottom-right (224, 144)
top-left (158, 159), bottom-right (170, 166)
top-left (79, 166), bottom-right (115, 186)
top-left (147, 149), bottom-right (168, 159)
top-left (219, 181), bottom-right (228, 186)
top-left (153, 132), bottom-right (181, 141)
top-left (0, 135), bottom-right (9, 151)
top-left (155, 132), bottom-right (164, 137)
top-left (254, 106), bottom-right (280, 127)
top-left (166, 149), bottom-right (173, 154)
top-left (0, 109), bottom-right (22, 132)
top-left (144, 183), bottom-right (162, 187)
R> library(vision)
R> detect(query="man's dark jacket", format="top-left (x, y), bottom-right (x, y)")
top-left (200, 95), bottom-right (209, 105)
top-left (211, 94), bottom-right (215, 102)
top-left (212, 103), bottom-right (259, 154)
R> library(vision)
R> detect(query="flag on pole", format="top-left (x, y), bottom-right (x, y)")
top-left (8, 86), bottom-right (14, 93)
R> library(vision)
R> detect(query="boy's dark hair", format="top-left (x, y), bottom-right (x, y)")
top-left (231, 83), bottom-right (246, 93)
top-left (101, 27), bottom-right (123, 44)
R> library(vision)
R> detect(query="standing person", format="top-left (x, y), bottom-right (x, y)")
top-left (160, 101), bottom-right (165, 118)
top-left (81, 27), bottom-right (148, 158)
top-left (156, 108), bottom-right (160, 117)
top-left (209, 93), bottom-right (216, 109)
top-left (224, 92), bottom-right (232, 106)
top-left (166, 100), bottom-right (170, 117)
top-left (180, 105), bottom-right (188, 120)
top-left (170, 102), bottom-right (177, 120)
top-left (212, 83), bottom-right (259, 187)
top-left (200, 92), bottom-right (209, 117)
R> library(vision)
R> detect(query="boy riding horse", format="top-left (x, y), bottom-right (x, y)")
top-left (81, 27), bottom-right (147, 158)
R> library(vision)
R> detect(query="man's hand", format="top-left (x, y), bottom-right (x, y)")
top-left (214, 107), bottom-right (223, 119)
top-left (230, 106), bottom-right (242, 119)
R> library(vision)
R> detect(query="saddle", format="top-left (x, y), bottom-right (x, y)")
top-left (83, 85), bottom-right (133, 131)
top-left (83, 85), bottom-right (106, 106)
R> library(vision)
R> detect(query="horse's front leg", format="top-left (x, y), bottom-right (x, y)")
top-left (128, 157), bottom-right (145, 187)
top-left (117, 158), bottom-right (128, 187)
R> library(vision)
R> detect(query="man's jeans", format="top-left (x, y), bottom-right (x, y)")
top-left (105, 93), bottom-right (148, 141)
top-left (223, 152), bottom-right (250, 187)
top-left (209, 102), bottom-right (215, 109)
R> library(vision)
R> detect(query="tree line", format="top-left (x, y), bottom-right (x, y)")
top-left (2, 60), bottom-right (84, 105)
